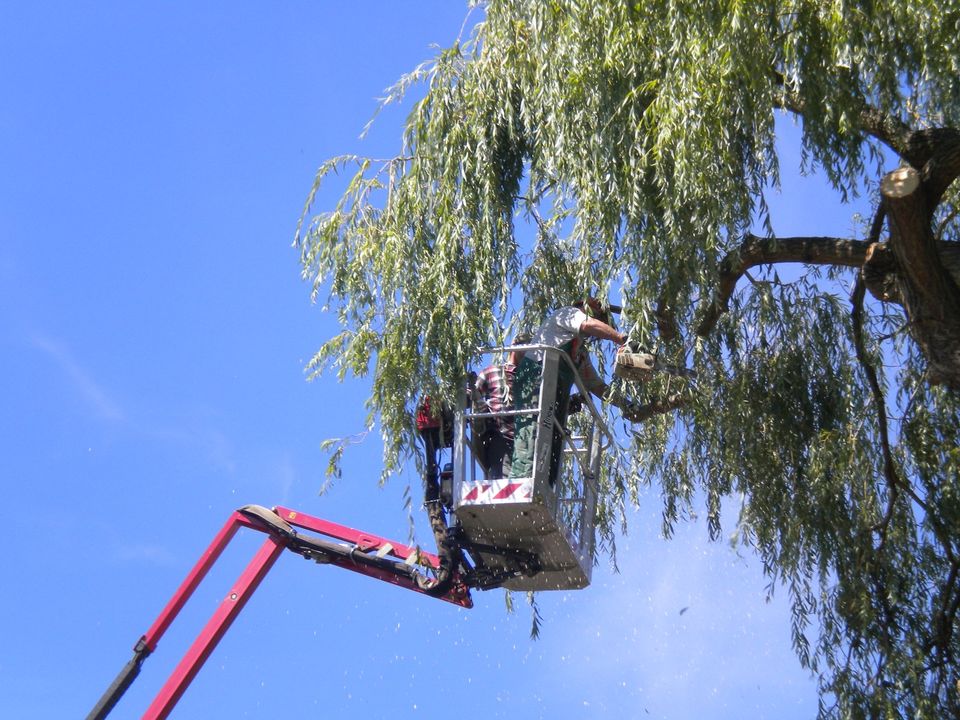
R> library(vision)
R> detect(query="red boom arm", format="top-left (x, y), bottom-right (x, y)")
top-left (87, 505), bottom-right (472, 720)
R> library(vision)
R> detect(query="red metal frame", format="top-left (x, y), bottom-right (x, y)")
top-left (145, 532), bottom-right (285, 719)
top-left (271, 505), bottom-right (471, 604)
top-left (141, 511), bottom-right (261, 654)
top-left (98, 506), bottom-right (471, 720)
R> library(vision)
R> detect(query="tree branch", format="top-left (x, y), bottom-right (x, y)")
top-left (929, 557), bottom-right (960, 666)
top-left (773, 74), bottom-right (915, 161)
top-left (868, 205), bottom-right (886, 245)
top-left (655, 294), bottom-right (679, 342)
top-left (919, 132), bottom-right (960, 207)
top-left (883, 170), bottom-right (953, 305)
top-left (625, 393), bottom-right (686, 422)
top-left (773, 71), bottom-right (960, 196)
top-left (696, 234), bottom-right (872, 337)
top-left (850, 277), bottom-right (902, 549)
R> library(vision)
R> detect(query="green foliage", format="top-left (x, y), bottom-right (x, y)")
top-left (298, 1), bottom-right (960, 716)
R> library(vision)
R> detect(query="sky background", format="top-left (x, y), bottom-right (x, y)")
top-left (0, 3), bottom-right (876, 718)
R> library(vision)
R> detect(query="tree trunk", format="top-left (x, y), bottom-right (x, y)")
top-left (881, 167), bottom-right (960, 389)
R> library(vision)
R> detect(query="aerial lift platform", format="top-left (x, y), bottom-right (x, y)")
top-left (451, 344), bottom-right (614, 591)
top-left (88, 344), bottom-right (612, 718)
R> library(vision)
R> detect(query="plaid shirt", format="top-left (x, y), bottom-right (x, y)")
top-left (473, 362), bottom-right (516, 440)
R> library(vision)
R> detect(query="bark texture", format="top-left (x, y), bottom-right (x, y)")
top-left (881, 166), bottom-right (960, 389)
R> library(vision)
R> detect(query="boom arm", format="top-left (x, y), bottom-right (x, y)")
top-left (87, 505), bottom-right (471, 720)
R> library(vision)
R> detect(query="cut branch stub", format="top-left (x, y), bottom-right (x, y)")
top-left (881, 166), bottom-right (920, 199)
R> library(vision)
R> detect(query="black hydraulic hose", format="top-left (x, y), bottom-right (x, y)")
top-left (414, 427), bottom-right (461, 597)
top-left (290, 532), bottom-right (418, 580)
top-left (241, 419), bottom-right (463, 597)
top-left (239, 505), bottom-right (448, 593)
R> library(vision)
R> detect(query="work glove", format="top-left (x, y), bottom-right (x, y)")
top-left (568, 393), bottom-right (584, 414)
top-left (621, 398), bottom-right (645, 422)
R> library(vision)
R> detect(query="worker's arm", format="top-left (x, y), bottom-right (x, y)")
top-left (578, 317), bottom-right (627, 345)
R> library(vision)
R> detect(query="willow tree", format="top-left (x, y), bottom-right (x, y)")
top-left (297, 2), bottom-right (960, 716)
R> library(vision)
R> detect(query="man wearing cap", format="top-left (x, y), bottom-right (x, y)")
top-left (509, 298), bottom-right (628, 482)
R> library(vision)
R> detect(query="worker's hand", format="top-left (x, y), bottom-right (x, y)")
top-left (621, 399), bottom-right (645, 422)
top-left (568, 393), bottom-right (584, 414)
top-left (617, 338), bottom-right (646, 353)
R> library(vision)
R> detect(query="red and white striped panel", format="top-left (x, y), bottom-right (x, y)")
top-left (459, 477), bottom-right (534, 504)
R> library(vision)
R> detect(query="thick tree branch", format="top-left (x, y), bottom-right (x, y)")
top-left (928, 557), bottom-right (960, 666)
top-left (853, 106), bottom-right (960, 186)
top-left (851, 277), bottom-right (901, 548)
top-left (882, 169), bottom-right (959, 309)
top-left (862, 239), bottom-right (960, 306)
top-left (696, 234), bottom-right (871, 337)
top-left (625, 393), bottom-right (686, 422)
top-left (655, 295), bottom-right (679, 342)
top-left (773, 73), bottom-right (960, 199)
top-left (774, 76), bottom-right (914, 161)
top-left (920, 132), bottom-right (960, 207)
top-left (853, 106), bottom-right (916, 159)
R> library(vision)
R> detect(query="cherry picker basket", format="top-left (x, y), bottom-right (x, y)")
top-left (452, 345), bottom-right (614, 591)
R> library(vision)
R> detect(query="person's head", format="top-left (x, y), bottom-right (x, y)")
top-left (574, 297), bottom-right (611, 326)
top-left (513, 330), bottom-right (533, 345)
top-left (508, 331), bottom-right (532, 365)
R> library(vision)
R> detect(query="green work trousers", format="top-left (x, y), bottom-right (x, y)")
top-left (509, 355), bottom-right (573, 482)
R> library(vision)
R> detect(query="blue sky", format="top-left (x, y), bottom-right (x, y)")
top-left (0, 3), bottom-right (873, 718)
